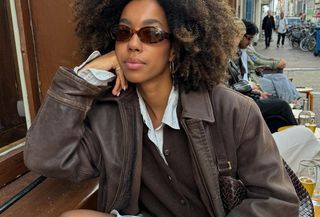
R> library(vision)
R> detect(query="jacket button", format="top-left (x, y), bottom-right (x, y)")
top-left (168, 175), bottom-right (172, 181)
top-left (164, 149), bottom-right (170, 156)
top-left (180, 199), bottom-right (185, 205)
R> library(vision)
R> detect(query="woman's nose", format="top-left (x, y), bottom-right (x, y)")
top-left (128, 33), bottom-right (143, 52)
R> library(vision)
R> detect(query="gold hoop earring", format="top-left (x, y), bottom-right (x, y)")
top-left (169, 61), bottom-right (175, 74)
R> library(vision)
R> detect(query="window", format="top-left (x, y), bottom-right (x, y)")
top-left (0, 0), bottom-right (79, 187)
top-left (0, 0), bottom-right (27, 149)
top-left (245, 0), bottom-right (254, 21)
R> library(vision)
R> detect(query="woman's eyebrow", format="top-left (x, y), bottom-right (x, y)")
top-left (119, 18), bottom-right (164, 27)
top-left (142, 19), bottom-right (163, 26)
top-left (119, 18), bottom-right (131, 25)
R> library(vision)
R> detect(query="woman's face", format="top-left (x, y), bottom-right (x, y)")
top-left (115, 0), bottom-right (175, 86)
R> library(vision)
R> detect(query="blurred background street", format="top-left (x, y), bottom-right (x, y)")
top-left (255, 33), bottom-right (320, 92)
top-left (254, 33), bottom-right (320, 124)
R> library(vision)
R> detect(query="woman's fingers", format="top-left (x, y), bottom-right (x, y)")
top-left (112, 76), bottom-right (122, 96)
top-left (116, 67), bottom-right (128, 91)
top-left (111, 67), bottom-right (127, 96)
top-left (78, 50), bottom-right (128, 96)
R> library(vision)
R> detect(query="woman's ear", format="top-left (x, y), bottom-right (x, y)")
top-left (169, 47), bottom-right (176, 62)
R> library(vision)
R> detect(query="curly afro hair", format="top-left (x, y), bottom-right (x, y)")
top-left (73, 0), bottom-right (239, 92)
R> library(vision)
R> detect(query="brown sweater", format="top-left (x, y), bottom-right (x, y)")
top-left (139, 121), bottom-right (211, 217)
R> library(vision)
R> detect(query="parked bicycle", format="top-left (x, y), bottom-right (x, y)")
top-left (289, 28), bottom-right (307, 48)
top-left (300, 26), bottom-right (316, 52)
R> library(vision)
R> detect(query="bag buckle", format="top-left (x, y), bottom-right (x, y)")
top-left (218, 161), bottom-right (232, 173)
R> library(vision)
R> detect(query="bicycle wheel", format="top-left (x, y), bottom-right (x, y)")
top-left (308, 37), bottom-right (316, 52)
top-left (293, 41), bottom-right (300, 48)
top-left (300, 38), bottom-right (309, 52)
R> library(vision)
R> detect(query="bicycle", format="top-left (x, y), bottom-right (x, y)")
top-left (300, 27), bottom-right (316, 52)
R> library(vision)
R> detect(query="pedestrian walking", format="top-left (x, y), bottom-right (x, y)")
top-left (262, 10), bottom-right (276, 49)
top-left (276, 12), bottom-right (288, 48)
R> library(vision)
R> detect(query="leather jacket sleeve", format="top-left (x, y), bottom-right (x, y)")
top-left (226, 96), bottom-right (299, 216)
top-left (24, 67), bottom-right (109, 182)
top-left (227, 59), bottom-right (241, 86)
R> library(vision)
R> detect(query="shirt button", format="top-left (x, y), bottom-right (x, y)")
top-left (180, 199), bottom-right (185, 205)
top-left (164, 149), bottom-right (170, 156)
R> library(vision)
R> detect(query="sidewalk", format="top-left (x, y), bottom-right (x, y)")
top-left (255, 34), bottom-right (320, 69)
top-left (254, 34), bottom-right (320, 92)
top-left (253, 35), bottom-right (320, 125)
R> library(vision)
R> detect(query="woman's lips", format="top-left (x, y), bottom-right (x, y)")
top-left (125, 62), bottom-right (144, 70)
top-left (125, 58), bottom-right (145, 70)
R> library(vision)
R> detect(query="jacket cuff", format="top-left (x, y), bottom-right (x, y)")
top-left (47, 66), bottom-right (110, 111)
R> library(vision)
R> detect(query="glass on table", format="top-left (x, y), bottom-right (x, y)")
top-left (312, 159), bottom-right (320, 206)
top-left (297, 160), bottom-right (317, 197)
top-left (305, 122), bottom-right (317, 133)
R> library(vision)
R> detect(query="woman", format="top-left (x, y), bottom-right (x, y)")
top-left (276, 12), bottom-right (288, 48)
top-left (24, 0), bottom-right (299, 216)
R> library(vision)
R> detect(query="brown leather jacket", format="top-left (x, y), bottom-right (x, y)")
top-left (24, 67), bottom-right (299, 216)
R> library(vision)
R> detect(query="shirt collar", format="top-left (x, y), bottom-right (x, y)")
top-left (136, 86), bottom-right (180, 131)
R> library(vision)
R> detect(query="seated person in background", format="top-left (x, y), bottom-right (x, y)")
top-left (229, 19), bottom-right (297, 133)
top-left (246, 44), bottom-right (300, 103)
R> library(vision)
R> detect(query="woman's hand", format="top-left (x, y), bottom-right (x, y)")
top-left (80, 51), bottom-right (128, 96)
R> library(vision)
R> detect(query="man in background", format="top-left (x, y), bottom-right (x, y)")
top-left (228, 19), bottom-right (297, 133)
top-left (262, 10), bottom-right (276, 48)
top-left (246, 44), bottom-right (300, 103)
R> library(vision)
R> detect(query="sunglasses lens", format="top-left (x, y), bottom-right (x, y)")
top-left (139, 27), bottom-right (164, 43)
top-left (115, 25), bottom-right (170, 44)
top-left (116, 26), bottom-right (132, 41)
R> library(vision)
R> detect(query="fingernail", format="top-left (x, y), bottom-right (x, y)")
top-left (117, 92), bottom-right (121, 97)
top-left (123, 86), bottom-right (127, 91)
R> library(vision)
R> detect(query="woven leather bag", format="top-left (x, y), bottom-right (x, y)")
top-left (218, 160), bottom-right (314, 216)
top-left (212, 124), bottom-right (314, 216)
top-left (219, 175), bottom-right (246, 211)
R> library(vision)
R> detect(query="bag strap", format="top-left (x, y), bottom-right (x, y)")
top-left (211, 122), bottom-right (232, 177)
